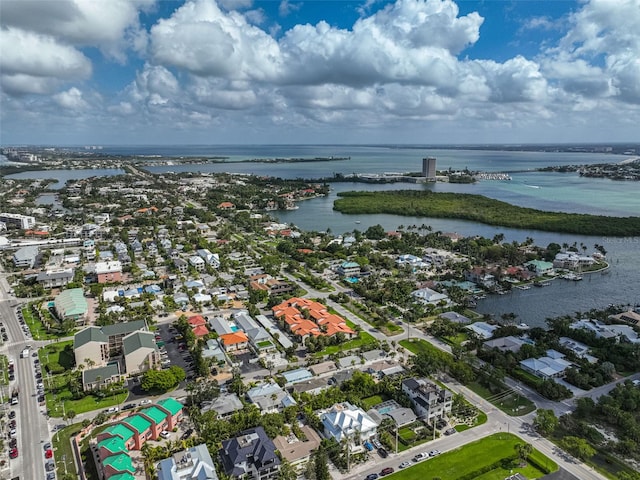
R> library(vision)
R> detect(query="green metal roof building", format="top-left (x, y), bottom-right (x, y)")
top-left (103, 452), bottom-right (135, 474)
top-left (139, 406), bottom-right (168, 426)
top-left (123, 414), bottom-right (152, 434)
top-left (157, 397), bottom-right (183, 416)
top-left (54, 287), bottom-right (88, 323)
top-left (102, 424), bottom-right (135, 443)
top-left (107, 473), bottom-right (135, 480)
top-left (96, 436), bottom-right (127, 455)
top-left (122, 330), bottom-right (158, 355)
top-left (81, 363), bottom-right (121, 390)
top-left (74, 326), bottom-right (108, 349)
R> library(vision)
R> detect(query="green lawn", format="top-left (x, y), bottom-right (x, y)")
top-left (315, 331), bottom-right (378, 356)
top-left (361, 394), bottom-right (387, 410)
top-left (399, 338), bottom-right (443, 356)
top-left (39, 340), bottom-right (75, 371)
top-left (442, 332), bottom-right (468, 346)
top-left (342, 303), bottom-right (403, 336)
top-left (23, 305), bottom-right (56, 340)
top-left (466, 381), bottom-right (536, 417)
top-left (387, 433), bottom-right (557, 480)
top-left (52, 422), bottom-right (83, 478)
top-left (46, 389), bottom-right (128, 417)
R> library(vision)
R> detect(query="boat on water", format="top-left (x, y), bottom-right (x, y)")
top-left (515, 285), bottom-right (531, 290)
top-left (563, 272), bottom-right (583, 281)
top-left (517, 323), bottom-right (530, 330)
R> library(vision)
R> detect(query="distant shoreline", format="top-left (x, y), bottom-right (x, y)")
top-left (333, 190), bottom-right (640, 236)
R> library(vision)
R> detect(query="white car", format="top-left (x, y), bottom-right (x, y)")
top-left (106, 407), bottom-right (119, 413)
top-left (140, 399), bottom-right (152, 405)
top-left (399, 462), bottom-right (411, 469)
top-left (160, 430), bottom-right (171, 439)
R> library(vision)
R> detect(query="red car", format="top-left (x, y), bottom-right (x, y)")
top-left (9, 448), bottom-right (18, 459)
top-left (45, 449), bottom-right (53, 459)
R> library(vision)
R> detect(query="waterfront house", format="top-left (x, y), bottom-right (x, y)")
top-left (411, 287), bottom-right (451, 307)
top-left (520, 350), bottom-right (573, 379)
top-left (525, 260), bottom-right (554, 276)
top-left (483, 335), bottom-right (530, 353)
top-left (464, 267), bottom-right (496, 288)
top-left (466, 321), bottom-right (498, 339)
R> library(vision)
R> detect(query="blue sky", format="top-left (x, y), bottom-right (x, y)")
top-left (1, 0), bottom-right (639, 145)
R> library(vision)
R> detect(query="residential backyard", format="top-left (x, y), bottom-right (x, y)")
top-left (387, 433), bottom-right (557, 480)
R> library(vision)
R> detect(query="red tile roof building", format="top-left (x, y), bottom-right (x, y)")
top-left (272, 298), bottom-right (356, 342)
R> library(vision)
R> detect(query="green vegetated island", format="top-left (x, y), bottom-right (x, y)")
top-left (333, 190), bottom-right (640, 236)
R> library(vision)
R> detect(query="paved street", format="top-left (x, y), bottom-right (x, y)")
top-left (0, 270), bottom-right (50, 480)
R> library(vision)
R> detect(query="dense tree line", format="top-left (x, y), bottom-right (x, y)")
top-left (334, 190), bottom-right (640, 236)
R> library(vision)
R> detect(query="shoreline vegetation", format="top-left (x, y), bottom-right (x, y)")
top-left (333, 190), bottom-right (640, 236)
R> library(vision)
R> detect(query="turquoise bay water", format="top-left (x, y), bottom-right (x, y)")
top-left (5, 146), bottom-right (639, 326)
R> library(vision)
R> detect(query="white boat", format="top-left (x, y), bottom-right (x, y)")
top-left (517, 323), bottom-right (530, 330)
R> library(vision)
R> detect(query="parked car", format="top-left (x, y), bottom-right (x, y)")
top-left (377, 448), bottom-right (388, 458)
top-left (445, 428), bottom-right (456, 436)
top-left (45, 449), bottom-right (53, 459)
top-left (429, 450), bottom-right (441, 457)
top-left (9, 448), bottom-right (18, 459)
top-left (105, 407), bottom-right (119, 413)
top-left (43, 442), bottom-right (52, 451)
top-left (160, 430), bottom-right (171, 439)
top-left (380, 467), bottom-right (394, 476)
top-left (122, 403), bottom-right (136, 410)
top-left (365, 474), bottom-right (379, 480)
top-left (140, 399), bottom-right (152, 406)
top-left (399, 462), bottom-right (411, 469)
top-left (413, 452), bottom-right (428, 462)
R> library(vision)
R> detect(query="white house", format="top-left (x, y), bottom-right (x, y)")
top-left (320, 402), bottom-right (378, 446)
top-left (189, 255), bottom-right (206, 272)
top-left (411, 287), bottom-right (450, 307)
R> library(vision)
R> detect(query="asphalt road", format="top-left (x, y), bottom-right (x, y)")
top-left (0, 270), bottom-right (50, 480)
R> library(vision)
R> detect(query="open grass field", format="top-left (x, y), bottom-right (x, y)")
top-left (387, 433), bottom-right (557, 480)
top-left (39, 340), bottom-right (75, 371)
top-left (399, 338), bottom-right (443, 356)
top-left (466, 381), bottom-right (536, 417)
top-left (315, 331), bottom-right (378, 356)
top-left (46, 389), bottom-right (128, 417)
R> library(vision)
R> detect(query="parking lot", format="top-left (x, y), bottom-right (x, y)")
top-left (155, 323), bottom-right (196, 382)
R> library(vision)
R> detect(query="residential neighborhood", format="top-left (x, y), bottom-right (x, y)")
top-left (0, 166), bottom-right (638, 480)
